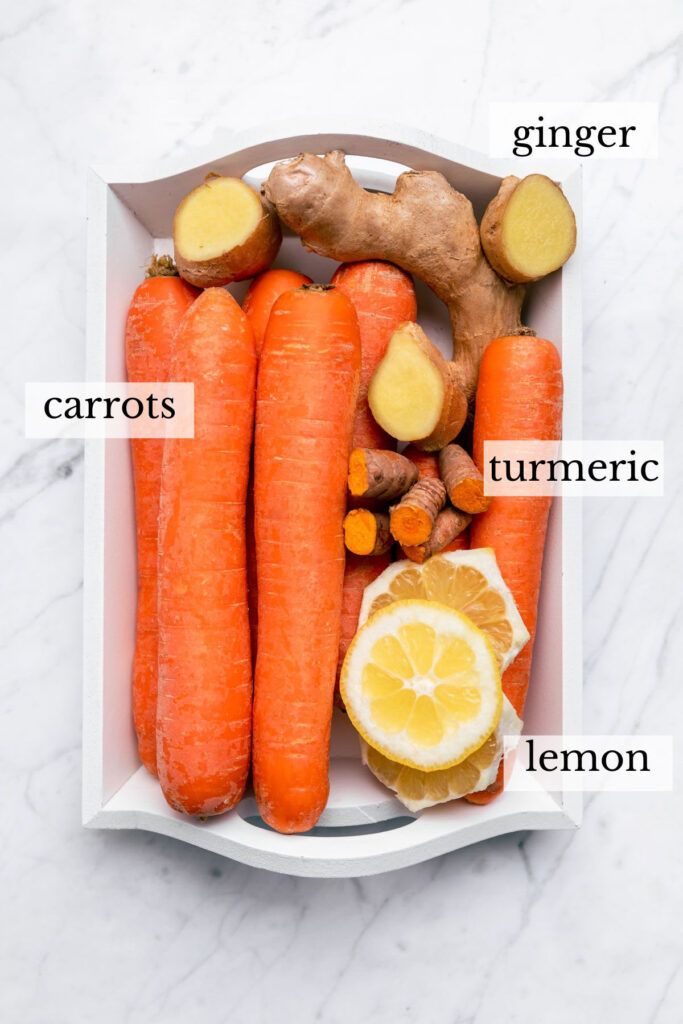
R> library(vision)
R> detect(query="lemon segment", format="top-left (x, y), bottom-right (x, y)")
top-left (361, 664), bottom-right (402, 698)
top-left (340, 599), bottom-right (502, 771)
top-left (361, 696), bottom-right (523, 812)
top-left (398, 623), bottom-right (436, 675)
top-left (359, 549), bottom-right (530, 671)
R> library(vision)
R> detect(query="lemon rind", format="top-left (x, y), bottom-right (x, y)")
top-left (358, 548), bottom-right (530, 672)
top-left (340, 599), bottom-right (503, 773)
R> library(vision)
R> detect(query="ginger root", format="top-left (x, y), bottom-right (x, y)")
top-left (348, 448), bottom-right (418, 502)
top-left (439, 443), bottom-right (491, 514)
top-left (402, 507), bottom-right (471, 564)
top-left (390, 477), bottom-right (446, 547)
top-left (174, 174), bottom-right (281, 287)
top-left (480, 174), bottom-right (576, 284)
top-left (368, 323), bottom-right (467, 451)
top-left (264, 150), bottom-right (530, 403)
top-left (343, 509), bottom-right (392, 556)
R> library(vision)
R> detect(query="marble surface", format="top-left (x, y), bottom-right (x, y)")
top-left (1, 1), bottom-right (682, 1020)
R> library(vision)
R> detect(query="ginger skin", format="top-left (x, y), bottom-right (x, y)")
top-left (264, 151), bottom-right (530, 402)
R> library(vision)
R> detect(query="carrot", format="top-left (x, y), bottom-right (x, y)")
top-left (242, 267), bottom-right (312, 356)
top-left (332, 261), bottom-right (416, 451)
top-left (253, 285), bottom-right (360, 833)
top-left (157, 288), bottom-right (256, 816)
top-left (403, 444), bottom-right (440, 480)
top-left (333, 262), bottom-right (416, 692)
top-left (465, 335), bottom-right (562, 804)
top-left (124, 261), bottom-right (198, 776)
top-left (242, 268), bottom-right (312, 664)
top-left (339, 551), bottom-right (392, 668)
top-left (441, 528), bottom-right (470, 554)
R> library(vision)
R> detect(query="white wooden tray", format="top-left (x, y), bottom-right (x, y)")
top-left (83, 122), bottom-right (582, 877)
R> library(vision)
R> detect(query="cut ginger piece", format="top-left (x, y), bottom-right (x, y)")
top-left (368, 322), bottom-right (467, 450)
top-left (480, 174), bottom-right (576, 284)
top-left (173, 174), bottom-right (281, 287)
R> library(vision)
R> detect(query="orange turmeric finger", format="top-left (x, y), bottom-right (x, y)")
top-left (402, 507), bottom-right (471, 564)
top-left (389, 477), bottom-right (446, 547)
top-left (439, 443), bottom-right (491, 514)
top-left (343, 509), bottom-right (392, 556)
top-left (348, 448), bottom-right (418, 503)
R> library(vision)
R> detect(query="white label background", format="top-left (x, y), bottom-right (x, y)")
top-left (25, 382), bottom-right (195, 439)
top-left (483, 440), bottom-right (664, 497)
top-left (489, 102), bottom-right (659, 159)
top-left (504, 735), bottom-right (673, 792)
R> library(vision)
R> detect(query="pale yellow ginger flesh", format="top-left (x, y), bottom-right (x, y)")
top-left (481, 174), bottom-right (576, 284)
top-left (368, 328), bottom-right (443, 442)
top-left (173, 175), bottom-right (281, 287)
top-left (175, 177), bottom-right (262, 260)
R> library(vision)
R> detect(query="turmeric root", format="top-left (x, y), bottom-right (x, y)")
top-left (264, 150), bottom-right (531, 402)
top-left (390, 477), bottom-right (446, 547)
top-left (368, 323), bottom-right (467, 451)
top-left (348, 448), bottom-right (418, 502)
top-left (174, 174), bottom-right (281, 287)
top-left (402, 508), bottom-right (471, 564)
top-left (480, 174), bottom-right (576, 284)
top-left (343, 509), bottom-right (392, 556)
top-left (439, 443), bottom-right (491, 514)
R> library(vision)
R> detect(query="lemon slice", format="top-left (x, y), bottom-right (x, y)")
top-left (359, 549), bottom-right (529, 671)
top-left (361, 696), bottom-right (522, 812)
top-left (340, 599), bottom-right (502, 771)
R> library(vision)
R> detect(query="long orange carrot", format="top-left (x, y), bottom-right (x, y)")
top-left (157, 288), bottom-right (256, 815)
top-left (243, 267), bottom-right (312, 356)
top-left (242, 267), bottom-right (313, 664)
top-left (466, 335), bottom-right (562, 804)
top-left (253, 285), bottom-right (360, 833)
top-left (332, 261), bottom-right (416, 450)
top-left (441, 529), bottom-right (470, 554)
top-left (339, 551), bottom-right (391, 657)
top-left (124, 263), bottom-right (198, 776)
top-left (332, 262), bottom-right (416, 688)
top-left (402, 444), bottom-right (440, 480)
